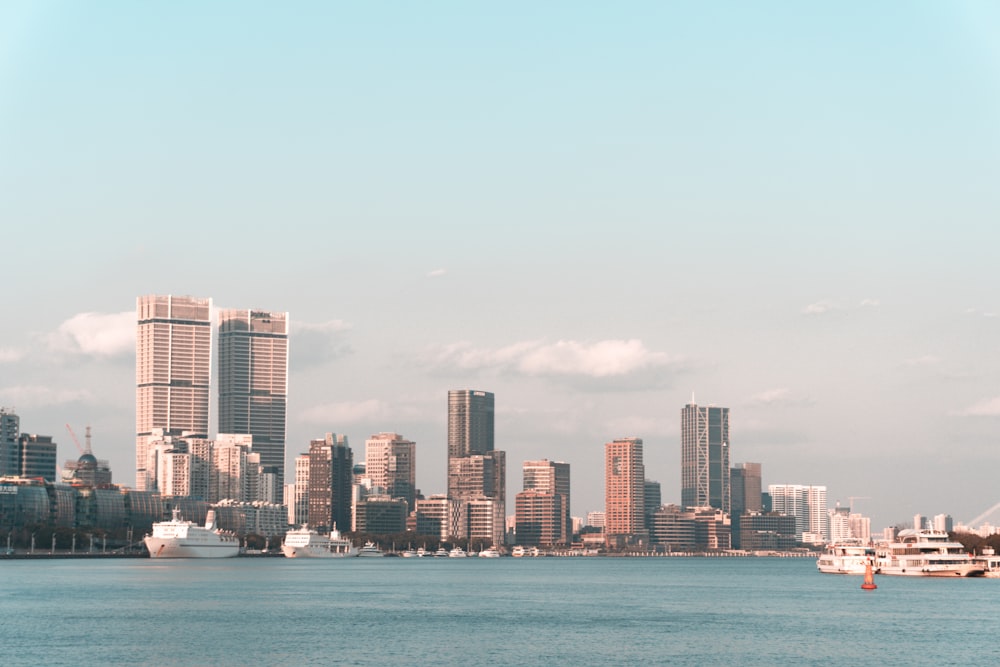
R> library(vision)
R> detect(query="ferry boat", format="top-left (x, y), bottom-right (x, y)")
top-left (144, 508), bottom-right (240, 558)
top-left (281, 526), bottom-right (357, 558)
top-left (816, 542), bottom-right (876, 575)
top-left (357, 541), bottom-right (384, 557)
top-left (875, 529), bottom-right (985, 577)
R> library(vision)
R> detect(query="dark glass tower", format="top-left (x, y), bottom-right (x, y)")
top-left (681, 402), bottom-right (730, 513)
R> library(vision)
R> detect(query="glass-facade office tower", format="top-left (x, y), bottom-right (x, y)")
top-left (605, 437), bottom-right (645, 542)
top-left (218, 309), bottom-right (289, 486)
top-left (136, 295), bottom-right (212, 491)
top-left (365, 432), bottom-right (416, 510)
top-left (681, 402), bottom-right (730, 514)
top-left (731, 462), bottom-right (762, 515)
top-left (308, 433), bottom-right (353, 532)
top-left (447, 390), bottom-right (504, 543)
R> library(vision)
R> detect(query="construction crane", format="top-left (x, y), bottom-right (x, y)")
top-left (64, 424), bottom-right (85, 455)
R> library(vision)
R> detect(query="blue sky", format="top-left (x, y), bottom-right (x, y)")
top-left (2, 2), bottom-right (999, 529)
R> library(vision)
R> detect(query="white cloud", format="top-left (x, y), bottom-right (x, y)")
top-left (300, 399), bottom-right (390, 424)
top-left (747, 388), bottom-right (814, 407)
top-left (860, 298), bottom-right (880, 308)
top-left (47, 311), bottom-right (134, 357)
top-left (952, 397), bottom-right (1000, 417)
top-left (0, 384), bottom-right (95, 407)
top-left (293, 319), bottom-right (353, 333)
top-left (801, 300), bottom-right (837, 315)
top-left (426, 339), bottom-right (680, 378)
top-left (0, 347), bottom-right (24, 363)
top-left (427, 268), bottom-right (447, 278)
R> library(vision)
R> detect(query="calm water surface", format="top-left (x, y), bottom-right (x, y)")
top-left (1, 557), bottom-right (997, 666)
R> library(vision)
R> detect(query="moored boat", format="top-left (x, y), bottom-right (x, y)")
top-left (448, 546), bottom-right (467, 558)
top-left (281, 526), bottom-right (357, 558)
top-left (357, 541), bottom-right (384, 557)
top-left (478, 546), bottom-right (501, 558)
top-left (974, 547), bottom-right (1000, 578)
top-left (816, 541), bottom-right (876, 575)
top-left (875, 529), bottom-right (985, 577)
top-left (144, 508), bottom-right (240, 559)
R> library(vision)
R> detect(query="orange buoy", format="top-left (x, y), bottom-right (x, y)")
top-left (861, 559), bottom-right (877, 590)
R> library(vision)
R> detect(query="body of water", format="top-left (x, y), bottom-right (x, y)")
top-left (1, 556), bottom-right (997, 666)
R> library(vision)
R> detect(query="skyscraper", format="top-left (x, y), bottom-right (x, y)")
top-left (522, 459), bottom-right (571, 545)
top-left (136, 295), bottom-right (212, 491)
top-left (364, 432), bottom-right (416, 509)
top-left (681, 401), bottom-right (730, 513)
top-left (308, 433), bottom-right (353, 532)
top-left (768, 484), bottom-right (829, 542)
top-left (446, 390), bottom-right (504, 543)
top-left (730, 462), bottom-right (762, 515)
top-left (447, 390), bottom-right (494, 460)
top-left (218, 309), bottom-right (289, 486)
top-left (605, 437), bottom-right (645, 544)
top-left (0, 408), bottom-right (19, 477)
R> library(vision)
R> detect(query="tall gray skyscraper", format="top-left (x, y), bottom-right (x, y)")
top-left (731, 462), bottom-right (762, 516)
top-left (136, 295), bottom-right (212, 491)
top-left (218, 309), bottom-right (289, 485)
top-left (681, 401), bottom-right (730, 513)
top-left (447, 389), bottom-right (504, 544)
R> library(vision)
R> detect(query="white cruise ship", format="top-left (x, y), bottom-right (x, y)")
top-left (875, 529), bottom-right (984, 577)
top-left (144, 508), bottom-right (240, 559)
top-left (281, 526), bottom-right (357, 558)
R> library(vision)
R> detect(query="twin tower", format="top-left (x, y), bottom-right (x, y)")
top-left (135, 295), bottom-right (289, 492)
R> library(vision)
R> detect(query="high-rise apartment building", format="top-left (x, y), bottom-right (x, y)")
top-left (308, 433), bottom-right (353, 532)
top-left (218, 309), bottom-right (289, 486)
top-left (681, 401), bottom-right (730, 513)
top-left (136, 295), bottom-right (212, 491)
top-left (365, 432), bottom-right (416, 509)
top-left (605, 437), bottom-right (646, 545)
top-left (446, 390), bottom-right (504, 543)
top-left (768, 484), bottom-right (829, 542)
top-left (730, 462), bottom-right (762, 515)
top-left (522, 459), bottom-right (571, 545)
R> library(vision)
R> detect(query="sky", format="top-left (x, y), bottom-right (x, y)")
top-left (1, 2), bottom-right (999, 531)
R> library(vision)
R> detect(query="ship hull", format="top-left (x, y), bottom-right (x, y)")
top-left (144, 537), bottom-right (239, 558)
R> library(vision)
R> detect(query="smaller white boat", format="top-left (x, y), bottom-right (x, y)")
top-left (816, 542), bottom-right (876, 575)
top-left (400, 547), bottom-right (418, 558)
top-left (357, 541), bottom-right (384, 557)
top-left (478, 546), bottom-right (501, 558)
top-left (511, 545), bottom-right (525, 558)
top-left (448, 546), bottom-right (467, 558)
top-left (434, 546), bottom-right (449, 557)
top-left (416, 547), bottom-right (428, 557)
top-left (282, 525), bottom-right (357, 558)
top-left (975, 547), bottom-right (1000, 578)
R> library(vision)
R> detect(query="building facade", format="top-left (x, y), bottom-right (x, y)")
top-left (136, 295), bottom-right (212, 491)
top-left (768, 484), bottom-right (829, 543)
top-left (522, 459), bottom-right (571, 545)
top-left (446, 390), bottom-right (504, 541)
top-left (365, 432), bottom-right (416, 510)
top-left (604, 437), bottom-right (646, 545)
top-left (681, 402), bottom-right (730, 514)
top-left (307, 433), bottom-right (353, 532)
top-left (217, 309), bottom-right (289, 486)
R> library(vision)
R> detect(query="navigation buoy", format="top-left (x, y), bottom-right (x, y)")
top-left (861, 560), bottom-right (877, 590)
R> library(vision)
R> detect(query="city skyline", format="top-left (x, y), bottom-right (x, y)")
top-left (3, 4), bottom-right (1000, 530)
